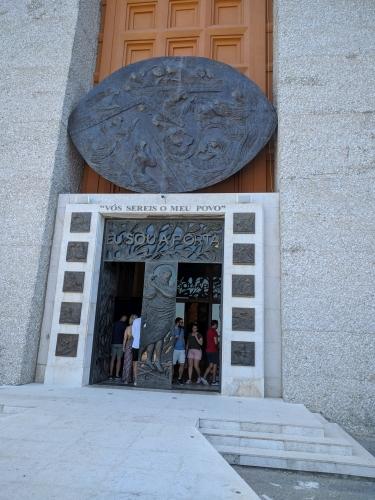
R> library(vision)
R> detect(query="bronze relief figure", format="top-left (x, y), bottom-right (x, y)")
top-left (138, 263), bottom-right (178, 388)
top-left (68, 56), bottom-right (277, 193)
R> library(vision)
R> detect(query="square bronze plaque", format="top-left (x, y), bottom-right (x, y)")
top-left (232, 307), bottom-right (255, 331)
top-left (233, 213), bottom-right (255, 234)
top-left (55, 333), bottom-right (79, 357)
top-left (70, 212), bottom-right (91, 233)
top-left (233, 244), bottom-right (255, 265)
top-left (62, 271), bottom-right (85, 293)
top-left (231, 341), bottom-right (255, 366)
top-left (232, 275), bottom-right (255, 297)
top-left (66, 242), bottom-right (88, 262)
top-left (59, 302), bottom-right (82, 325)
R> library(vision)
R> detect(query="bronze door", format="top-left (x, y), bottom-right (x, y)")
top-left (137, 262), bottom-right (178, 389)
top-left (90, 262), bottom-right (117, 384)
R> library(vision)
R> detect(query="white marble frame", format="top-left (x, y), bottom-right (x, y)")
top-left (44, 209), bottom-right (105, 386)
top-left (42, 193), bottom-right (278, 397)
top-left (221, 204), bottom-right (264, 397)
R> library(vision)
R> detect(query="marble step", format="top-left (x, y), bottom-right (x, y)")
top-left (199, 418), bottom-right (325, 438)
top-left (202, 428), bottom-right (353, 456)
top-left (218, 444), bottom-right (375, 478)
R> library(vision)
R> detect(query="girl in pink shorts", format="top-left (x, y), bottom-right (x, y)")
top-left (186, 324), bottom-right (203, 384)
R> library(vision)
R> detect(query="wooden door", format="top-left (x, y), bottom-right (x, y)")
top-left (81, 0), bottom-right (274, 194)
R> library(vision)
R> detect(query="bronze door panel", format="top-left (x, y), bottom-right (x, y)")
top-left (137, 261), bottom-right (178, 389)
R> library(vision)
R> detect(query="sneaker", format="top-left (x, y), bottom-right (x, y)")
top-left (186, 379), bottom-right (192, 385)
top-left (177, 378), bottom-right (183, 385)
top-left (196, 377), bottom-right (202, 384)
top-left (201, 378), bottom-right (209, 385)
top-left (211, 381), bottom-right (219, 386)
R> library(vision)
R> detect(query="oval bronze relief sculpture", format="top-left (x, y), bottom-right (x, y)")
top-left (68, 57), bottom-right (277, 193)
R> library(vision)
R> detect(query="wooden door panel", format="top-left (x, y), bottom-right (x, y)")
top-left (81, 0), bottom-right (274, 193)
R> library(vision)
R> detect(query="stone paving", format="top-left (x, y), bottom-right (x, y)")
top-left (235, 465), bottom-right (375, 500)
top-left (1, 384), bottom-right (373, 500)
top-left (0, 384), bottom-right (262, 500)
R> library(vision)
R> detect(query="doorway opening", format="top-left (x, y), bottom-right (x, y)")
top-left (90, 260), bottom-right (222, 391)
top-left (90, 261), bottom-right (144, 385)
top-left (174, 263), bottom-right (222, 391)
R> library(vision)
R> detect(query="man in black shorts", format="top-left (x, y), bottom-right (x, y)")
top-left (202, 320), bottom-right (219, 386)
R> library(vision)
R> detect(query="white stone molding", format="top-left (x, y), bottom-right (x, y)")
top-left (42, 193), bottom-right (280, 397)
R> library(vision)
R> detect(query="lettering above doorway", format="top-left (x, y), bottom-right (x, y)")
top-left (104, 219), bottom-right (224, 263)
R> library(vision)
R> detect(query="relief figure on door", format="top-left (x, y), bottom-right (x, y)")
top-left (139, 263), bottom-right (177, 386)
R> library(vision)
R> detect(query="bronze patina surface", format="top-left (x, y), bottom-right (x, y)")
top-left (68, 56), bottom-right (277, 193)
top-left (104, 219), bottom-right (223, 263)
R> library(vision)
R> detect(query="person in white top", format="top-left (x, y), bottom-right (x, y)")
top-left (131, 316), bottom-right (141, 384)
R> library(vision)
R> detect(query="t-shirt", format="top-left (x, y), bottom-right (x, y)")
top-left (112, 320), bottom-right (126, 344)
top-left (187, 333), bottom-right (202, 350)
top-left (206, 327), bottom-right (218, 353)
top-left (132, 317), bottom-right (141, 349)
top-left (174, 326), bottom-right (185, 350)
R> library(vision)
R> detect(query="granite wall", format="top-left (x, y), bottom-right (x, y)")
top-left (274, 0), bottom-right (375, 434)
top-left (0, 0), bottom-right (100, 384)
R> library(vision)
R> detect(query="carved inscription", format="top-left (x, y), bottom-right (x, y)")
top-left (104, 219), bottom-right (223, 263)
top-left (68, 56), bottom-right (277, 193)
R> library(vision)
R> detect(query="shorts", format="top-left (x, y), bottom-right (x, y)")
top-left (132, 348), bottom-right (139, 361)
top-left (188, 349), bottom-right (202, 361)
top-left (173, 349), bottom-right (186, 365)
top-left (111, 344), bottom-right (123, 360)
top-left (207, 352), bottom-right (219, 365)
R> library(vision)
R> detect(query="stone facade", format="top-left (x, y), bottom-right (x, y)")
top-left (0, 0), bottom-right (100, 384)
top-left (0, 0), bottom-right (373, 436)
top-left (274, 0), bottom-right (375, 434)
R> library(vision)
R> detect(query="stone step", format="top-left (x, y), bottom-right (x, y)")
top-left (199, 417), bottom-right (325, 438)
top-left (202, 428), bottom-right (353, 456)
top-left (217, 444), bottom-right (375, 478)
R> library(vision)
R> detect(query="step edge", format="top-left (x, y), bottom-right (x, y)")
top-left (216, 445), bottom-right (375, 466)
top-left (226, 455), bottom-right (375, 479)
top-left (199, 417), bottom-right (324, 430)
top-left (201, 429), bottom-right (352, 447)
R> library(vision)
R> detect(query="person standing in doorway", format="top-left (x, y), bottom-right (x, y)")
top-left (202, 320), bottom-right (219, 386)
top-left (109, 314), bottom-right (127, 380)
top-left (131, 315), bottom-right (142, 385)
top-left (186, 323), bottom-right (203, 384)
top-left (122, 314), bottom-right (137, 384)
top-left (173, 317), bottom-right (185, 384)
